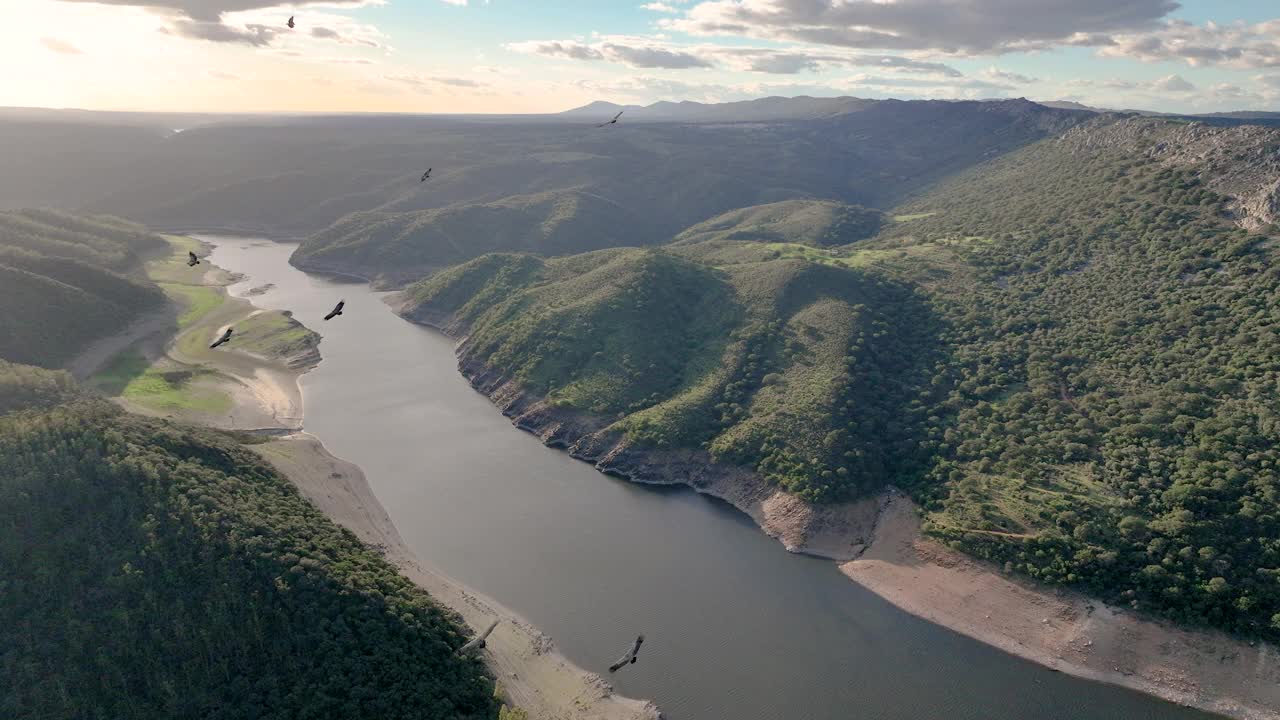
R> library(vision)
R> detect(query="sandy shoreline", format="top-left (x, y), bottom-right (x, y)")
top-left (396, 302), bottom-right (1280, 720)
top-left (843, 492), bottom-right (1280, 720)
top-left (253, 434), bottom-right (661, 720)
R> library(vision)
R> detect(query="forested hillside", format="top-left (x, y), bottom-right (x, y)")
top-left (877, 117), bottom-right (1280, 637)
top-left (399, 115), bottom-right (1280, 639)
top-left (672, 200), bottom-right (885, 248)
top-left (0, 376), bottom-right (498, 719)
top-left (293, 190), bottom-right (659, 282)
top-left (0, 209), bottom-right (165, 367)
top-left (401, 244), bottom-right (939, 502)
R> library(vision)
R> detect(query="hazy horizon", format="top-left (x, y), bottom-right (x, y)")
top-left (5, 0), bottom-right (1279, 115)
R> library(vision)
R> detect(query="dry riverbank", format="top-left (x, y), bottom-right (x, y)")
top-left (253, 434), bottom-right (661, 720)
top-left (843, 492), bottom-right (1280, 720)
top-left (397, 302), bottom-right (1280, 720)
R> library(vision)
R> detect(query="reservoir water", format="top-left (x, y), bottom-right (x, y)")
top-left (207, 235), bottom-right (1220, 720)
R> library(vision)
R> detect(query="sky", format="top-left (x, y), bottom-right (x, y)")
top-left (5, 0), bottom-right (1280, 114)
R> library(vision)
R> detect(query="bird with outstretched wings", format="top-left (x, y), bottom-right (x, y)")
top-left (420, 168), bottom-right (432, 182)
top-left (597, 111), bottom-right (623, 128)
top-left (608, 634), bottom-right (644, 673)
top-left (323, 300), bottom-right (345, 321)
top-left (187, 251), bottom-right (200, 267)
top-left (457, 619), bottom-right (499, 656)
top-left (209, 327), bottom-right (233, 349)
top-left (287, 15), bottom-right (295, 28)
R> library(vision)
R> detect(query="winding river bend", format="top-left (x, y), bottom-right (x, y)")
top-left (207, 236), bottom-right (1219, 720)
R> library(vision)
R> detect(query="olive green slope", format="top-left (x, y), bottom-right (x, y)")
top-left (0, 383), bottom-right (498, 720)
top-left (0, 209), bottom-right (166, 367)
top-left (291, 189), bottom-right (659, 283)
top-left (869, 117), bottom-right (1280, 637)
top-left (671, 200), bottom-right (885, 248)
top-left (401, 247), bottom-right (940, 503)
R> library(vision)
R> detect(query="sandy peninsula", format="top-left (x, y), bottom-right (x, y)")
top-left (79, 235), bottom-right (310, 432)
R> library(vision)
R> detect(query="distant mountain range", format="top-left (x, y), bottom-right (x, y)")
top-left (558, 96), bottom-right (880, 123)
top-left (563, 97), bottom-right (1280, 126)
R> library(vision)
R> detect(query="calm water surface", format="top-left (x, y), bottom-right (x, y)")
top-left (207, 236), bottom-right (1218, 720)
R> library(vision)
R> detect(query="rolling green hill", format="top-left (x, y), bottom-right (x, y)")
top-left (293, 190), bottom-right (659, 282)
top-left (0, 378), bottom-right (499, 720)
top-left (401, 246), bottom-right (939, 502)
top-left (871, 117), bottom-right (1280, 636)
top-left (399, 115), bottom-right (1280, 639)
top-left (672, 200), bottom-right (885, 248)
top-left (0, 210), bottom-right (166, 367)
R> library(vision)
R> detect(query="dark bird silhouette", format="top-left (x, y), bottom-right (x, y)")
top-left (608, 634), bottom-right (644, 673)
top-left (287, 15), bottom-right (295, 28)
top-left (458, 619), bottom-right (499, 656)
top-left (209, 327), bottom-right (233, 349)
top-left (323, 299), bottom-right (345, 321)
top-left (597, 111), bottom-right (624, 128)
top-left (187, 251), bottom-right (200, 267)
top-left (420, 168), bottom-right (432, 182)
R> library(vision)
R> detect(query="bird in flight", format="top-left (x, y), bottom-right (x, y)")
top-left (608, 634), bottom-right (644, 673)
top-left (209, 327), bottom-right (233, 349)
top-left (287, 15), bottom-right (295, 29)
top-left (458, 619), bottom-right (499, 656)
top-left (187, 251), bottom-right (200, 267)
top-left (323, 300), bottom-right (345, 321)
top-left (420, 168), bottom-right (432, 182)
top-left (597, 111), bottom-right (624, 128)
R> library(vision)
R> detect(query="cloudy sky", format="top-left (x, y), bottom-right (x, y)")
top-left (5, 0), bottom-right (1279, 113)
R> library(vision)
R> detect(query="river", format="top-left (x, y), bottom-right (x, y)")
top-left (207, 235), bottom-right (1220, 720)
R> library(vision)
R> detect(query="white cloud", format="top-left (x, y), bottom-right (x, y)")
top-left (983, 67), bottom-right (1038, 84)
top-left (40, 37), bottom-right (83, 55)
top-left (1095, 19), bottom-right (1280, 69)
top-left (510, 37), bottom-right (963, 76)
top-left (1151, 73), bottom-right (1195, 92)
top-left (662, 0), bottom-right (1177, 55)
top-left (385, 73), bottom-right (489, 90)
top-left (54, 0), bottom-right (386, 47)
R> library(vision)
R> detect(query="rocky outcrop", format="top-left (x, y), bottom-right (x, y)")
top-left (1062, 117), bottom-right (1280, 231)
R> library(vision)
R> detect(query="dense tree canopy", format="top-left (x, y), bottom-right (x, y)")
top-left (0, 393), bottom-right (499, 719)
top-left (0, 209), bottom-right (165, 367)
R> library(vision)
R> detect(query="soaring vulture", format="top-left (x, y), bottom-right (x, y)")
top-left (458, 619), bottom-right (499, 656)
top-left (187, 251), bottom-right (200, 267)
top-left (608, 634), bottom-right (644, 673)
top-left (287, 15), bottom-right (295, 28)
top-left (209, 327), bottom-right (233, 349)
top-left (420, 168), bottom-right (432, 182)
top-left (323, 300), bottom-right (345, 321)
top-left (597, 111), bottom-right (624, 128)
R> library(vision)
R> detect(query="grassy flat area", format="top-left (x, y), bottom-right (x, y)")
top-left (89, 351), bottom-right (231, 413)
top-left (161, 282), bottom-right (226, 328)
top-left (145, 234), bottom-right (209, 284)
top-left (232, 311), bottom-right (316, 360)
top-left (892, 212), bottom-right (938, 222)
